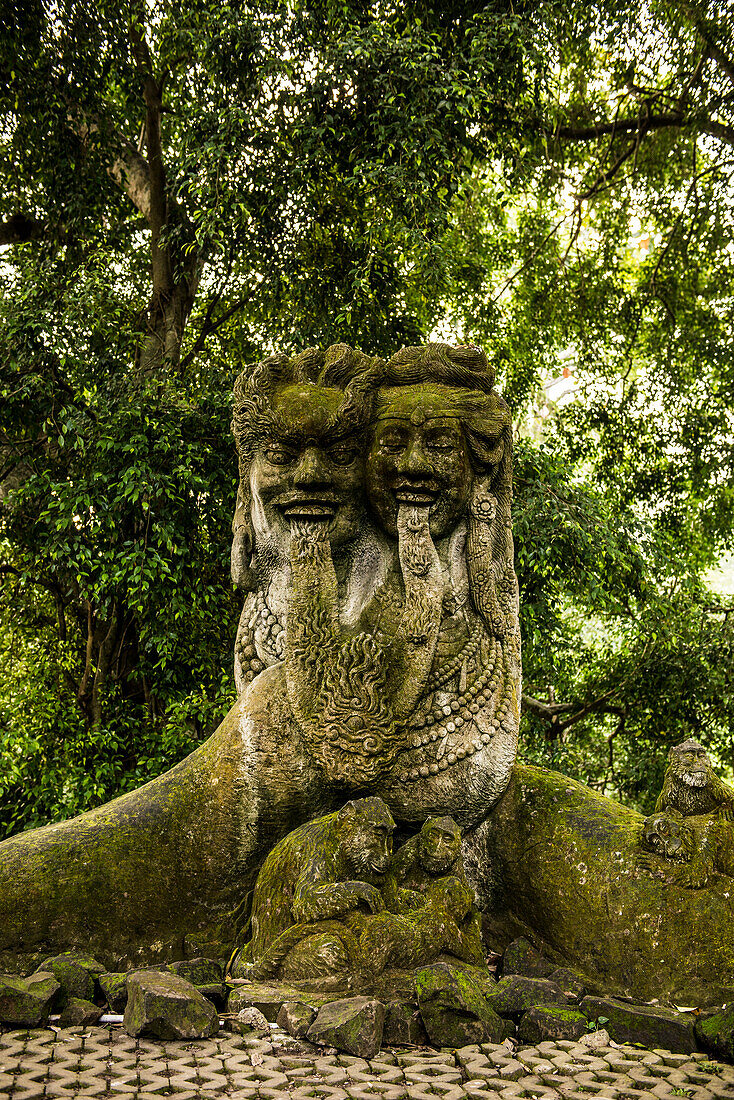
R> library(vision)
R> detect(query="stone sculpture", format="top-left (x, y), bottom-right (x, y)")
top-left (654, 738), bottom-right (734, 819)
top-left (3, 340), bottom-right (734, 1009)
top-left (233, 800), bottom-right (485, 983)
top-left (230, 341), bottom-right (520, 824)
top-left (640, 810), bottom-right (734, 889)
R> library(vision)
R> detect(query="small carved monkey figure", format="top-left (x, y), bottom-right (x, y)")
top-left (655, 739), bottom-right (734, 820)
top-left (390, 816), bottom-right (464, 899)
top-left (231, 797), bottom-right (395, 976)
top-left (640, 811), bottom-right (734, 889)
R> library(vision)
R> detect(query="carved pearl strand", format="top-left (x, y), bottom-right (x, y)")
top-left (238, 592), bottom-right (284, 682)
top-left (401, 641), bottom-right (514, 783)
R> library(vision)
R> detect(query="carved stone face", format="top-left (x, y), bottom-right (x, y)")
top-left (366, 385), bottom-right (473, 539)
top-left (671, 743), bottom-right (711, 787)
top-left (418, 818), bottom-right (462, 876)
top-left (249, 383), bottom-right (365, 553)
top-left (338, 798), bottom-right (395, 880)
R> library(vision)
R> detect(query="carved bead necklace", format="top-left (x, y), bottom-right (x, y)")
top-left (399, 639), bottom-right (516, 783)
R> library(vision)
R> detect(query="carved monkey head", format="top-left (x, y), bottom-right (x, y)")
top-left (418, 816), bottom-right (462, 876)
top-left (336, 797), bottom-right (395, 881)
top-left (668, 739), bottom-right (712, 789)
top-left (641, 812), bottom-right (694, 862)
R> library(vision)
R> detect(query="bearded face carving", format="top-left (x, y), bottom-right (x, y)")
top-left (230, 342), bottom-right (521, 823)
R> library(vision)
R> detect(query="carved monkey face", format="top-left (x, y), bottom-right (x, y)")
top-left (670, 742), bottom-right (711, 788)
top-left (418, 817), bottom-right (462, 876)
top-left (366, 386), bottom-right (473, 540)
top-left (250, 384), bottom-right (366, 553)
top-left (641, 813), bottom-right (693, 862)
top-left (337, 797), bottom-right (395, 880)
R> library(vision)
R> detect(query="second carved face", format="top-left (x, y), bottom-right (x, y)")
top-left (366, 385), bottom-right (474, 540)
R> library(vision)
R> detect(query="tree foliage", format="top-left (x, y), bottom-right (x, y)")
top-left (0, 0), bottom-right (733, 834)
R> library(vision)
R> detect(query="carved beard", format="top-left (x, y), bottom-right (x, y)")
top-left (678, 767), bottom-right (709, 788)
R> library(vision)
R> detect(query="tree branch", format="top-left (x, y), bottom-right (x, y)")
top-left (68, 105), bottom-right (152, 220)
top-left (0, 214), bottom-right (57, 245)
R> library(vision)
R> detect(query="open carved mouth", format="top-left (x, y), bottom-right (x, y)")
top-left (278, 498), bottom-right (339, 521)
top-left (393, 485), bottom-right (439, 507)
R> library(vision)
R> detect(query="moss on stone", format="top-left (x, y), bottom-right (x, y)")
top-left (472, 764), bottom-right (734, 1006)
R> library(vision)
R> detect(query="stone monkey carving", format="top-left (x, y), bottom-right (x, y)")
top-left (234, 804), bottom-right (486, 982)
top-left (641, 810), bottom-right (734, 889)
top-left (655, 739), bottom-right (734, 820)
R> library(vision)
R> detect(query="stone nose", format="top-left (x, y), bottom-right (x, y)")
top-left (293, 445), bottom-right (330, 487)
top-left (398, 440), bottom-right (432, 476)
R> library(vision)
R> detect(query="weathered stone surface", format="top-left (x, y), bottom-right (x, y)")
top-left (470, 763), bottom-right (734, 1005)
top-left (580, 995), bottom-right (699, 1053)
top-left (306, 996), bottom-right (385, 1058)
top-left (695, 1004), bottom-right (734, 1061)
top-left (0, 972), bottom-right (59, 1027)
top-left (123, 970), bottom-right (219, 1039)
top-left (36, 954), bottom-right (95, 1005)
top-left (502, 937), bottom-right (554, 979)
top-left (548, 966), bottom-right (587, 1001)
top-left (415, 962), bottom-right (507, 1047)
top-left (383, 1000), bottom-right (428, 1046)
top-left (59, 998), bottom-right (103, 1027)
top-left (235, 1006), bottom-right (270, 1034)
top-left (484, 975), bottom-right (569, 1019)
top-left (228, 982), bottom-right (302, 1022)
top-left (169, 958), bottom-right (223, 985)
top-left (98, 972), bottom-right (128, 1012)
top-left (277, 1001), bottom-right (317, 1039)
top-left (518, 1005), bottom-right (589, 1043)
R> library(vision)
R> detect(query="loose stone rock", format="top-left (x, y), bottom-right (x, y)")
top-left (383, 999), bottom-right (428, 1046)
top-left (580, 994), bottom-right (699, 1053)
top-left (59, 998), bottom-right (103, 1027)
top-left (517, 1004), bottom-right (589, 1043)
top-left (484, 975), bottom-right (569, 1019)
top-left (548, 965), bottom-right (587, 1001)
top-left (695, 1003), bottom-right (734, 1060)
top-left (277, 1000), bottom-right (317, 1039)
top-left (236, 1006), bottom-right (270, 1034)
top-left (0, 972), bottom-right (60, 1028)
top-left (415, 961), bottom-right (508, 1047)
top-left (306, 996), bottom-right (385, 1058)
top-left (36, 954), bottom-right (96, 1005)
top-left (502, 937), bottom-right (554, 979)
top-left (123, 970), bottom-right (219, 1040)
top-left (98, 972), bottom-right (127, 1012)
top-left (169, 957), bottom-right (223, 985)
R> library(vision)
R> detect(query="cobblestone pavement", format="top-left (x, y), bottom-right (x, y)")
top-left (1, 1025), bottom-right (734, 1100)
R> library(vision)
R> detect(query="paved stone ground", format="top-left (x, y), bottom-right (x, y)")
top-left (1, 1025), bottom-right (734, 1100)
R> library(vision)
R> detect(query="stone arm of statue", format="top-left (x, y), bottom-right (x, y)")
top-left (292, 877), bottom-right (385, 923)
